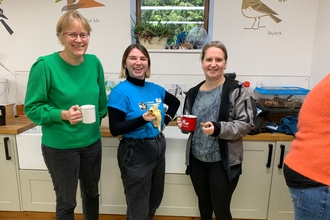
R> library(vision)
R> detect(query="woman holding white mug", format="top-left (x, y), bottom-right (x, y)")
top-left (24, 10), bottom-right (107, 219)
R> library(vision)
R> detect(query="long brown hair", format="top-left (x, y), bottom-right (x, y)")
top-left (119, 44), bottom-right (151, 79)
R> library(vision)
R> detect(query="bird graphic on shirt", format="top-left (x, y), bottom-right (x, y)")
top-left (61, 0), bottom-right (105, 11)
top-left (242, 0), bottom-right (282, 30)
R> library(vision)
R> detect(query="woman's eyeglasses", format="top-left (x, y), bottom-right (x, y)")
top-left (63, 32), bottom-right (90, 40)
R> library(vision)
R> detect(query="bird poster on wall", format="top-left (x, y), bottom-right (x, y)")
top-left (1, 0), bottom-right (106, 36)
top-left (0, 0), bottom-right (14, 35)
top-left (55, 0), bottom-right (105, 11)
top-left (241, 0), bottom-right (288, 30)
top-left (0, 8), bottom-right (13, 35)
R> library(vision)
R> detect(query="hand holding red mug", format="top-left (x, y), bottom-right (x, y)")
top-left (176, 115), bottom-right (197, 132)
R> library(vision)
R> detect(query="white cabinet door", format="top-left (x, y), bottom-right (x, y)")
top-left (19, 170), bottom-right (83, 213)
top-left (158, 174), bottom-right (200, 217)
top-left (99, 137), bottom-right (200, 217)
top-left (0, 134), bottom-right (21, 211)
top-left (268, 141), bottom-right (294, 220)
top-left (231, 141), bottom-right (275, 219)
top-left (99, 137), bottom-right (281, 219)
top-left (99, 137), bottom-right (126, 214)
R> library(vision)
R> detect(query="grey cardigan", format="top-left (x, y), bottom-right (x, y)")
top-left (182, 76), bottom-right (255, 181)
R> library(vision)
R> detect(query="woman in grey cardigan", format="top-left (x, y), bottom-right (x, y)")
top-left (176, 41), bottom-right (254, 220)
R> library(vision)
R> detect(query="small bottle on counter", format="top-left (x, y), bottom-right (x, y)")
top-left (243, 81), bottom-right (254, 97)
top-left (16, 103), bottom-right (25, 116)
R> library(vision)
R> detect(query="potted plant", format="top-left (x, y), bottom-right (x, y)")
top-left (131, 16), bottom-right (175, 49)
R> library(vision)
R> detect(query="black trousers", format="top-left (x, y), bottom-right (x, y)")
top-left (190, 154), bottom-right (239, 220)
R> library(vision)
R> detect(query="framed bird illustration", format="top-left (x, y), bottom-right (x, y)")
top-left (241, 0), bottom-right (287, 30)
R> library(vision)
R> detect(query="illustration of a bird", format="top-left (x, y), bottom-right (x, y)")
top-left (242, 0), bottom-right (282, 30)
top-left (62, 0), bottom-right (84, 11)
top-left (62, 0), bottom-right (104, 11)
top-left (0, 8), bottom-right (7, 19)
top-left (0, 8), bottom-right (13, 35)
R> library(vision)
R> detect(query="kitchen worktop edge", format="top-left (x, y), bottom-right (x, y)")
top-left (1, 117), bottom-right (295, 141)
top-left (0, 116), bottom-right (36, 135)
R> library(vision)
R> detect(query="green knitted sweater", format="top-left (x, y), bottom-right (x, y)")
top-left (24, 52), bottom-right (107, 149)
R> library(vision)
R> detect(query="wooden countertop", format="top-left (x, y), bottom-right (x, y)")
top-left (2, 116), bottom-right (295, 142)
top-left (0, 116), bottom-right (36, 135)
top-left (243, 132), bottom-right (295, 141)
top-left (100, 123), bottom-right (295, 141)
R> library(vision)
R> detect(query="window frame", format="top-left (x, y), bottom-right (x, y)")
top-left (130, 0), bottom-right (216, 50)
top-left (135, 0), bottom-right (210, 34)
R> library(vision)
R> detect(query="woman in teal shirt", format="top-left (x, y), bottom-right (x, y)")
top-left (107, 44), bottom-right (180, 220)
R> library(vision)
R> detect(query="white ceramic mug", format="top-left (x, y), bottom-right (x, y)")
top-left (81, 105), bottom-right (96, 124)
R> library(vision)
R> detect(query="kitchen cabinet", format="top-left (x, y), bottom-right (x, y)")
top-left (99, 137), bottom-right (126, 214)
top-left (17, 136), bottom-right (197, 216)
top-left (99, 136), bottom-right (200, 217)
top-left (0, 134), bottom-right (21, 211)
top-left (19, 170), bottom-right (56, 212)
top-left (19, 170), bottom-right (83, 213)
top-left (232, 141), bottom-right (293, 220)
top-left (16, 126), bottom-right (82, 212)
top-left (99, 138), bottom-right (294, 219)
top-left (268, 141), bottom-right (294, 220)
top-left (99, 127), bottom-right (200, 216)
top-left (231, 141), bottom-right (276, 219)
top-left (13, 122), bottom-right (294, 219)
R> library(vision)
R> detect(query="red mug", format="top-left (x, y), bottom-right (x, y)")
top-left (181, 115), bottom-right (197, 132)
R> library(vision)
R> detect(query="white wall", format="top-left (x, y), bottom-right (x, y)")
top-left (146, 0), bottom-right (317, 90)
top-left (0, 0), bottom-right (131, 104)
top-left (310, 0), bottom-right (330, 88)
top-left (0, 0), bottom-right (327, 105)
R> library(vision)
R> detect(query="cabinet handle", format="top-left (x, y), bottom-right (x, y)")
top-left (4, 137), bottom-right (11, 160)
top-left (266, 144), bottom-right (273, 168)
top-left (277, 144), bottom-right (285, 169)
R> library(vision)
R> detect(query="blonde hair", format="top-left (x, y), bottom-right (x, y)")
top-left (56, 10), bottom-right (91, 37)
top-left (119, 44), bottom-right (151, 79)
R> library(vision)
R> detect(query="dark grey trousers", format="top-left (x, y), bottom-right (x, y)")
top-left (117, 134), bottom-right (166, 220)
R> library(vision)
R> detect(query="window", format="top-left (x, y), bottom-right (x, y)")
top-left (131, 0), bottom-right (213, 49)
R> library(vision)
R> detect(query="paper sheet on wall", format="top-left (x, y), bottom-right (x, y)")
top-left (164, 83), bottom-right (186, 118)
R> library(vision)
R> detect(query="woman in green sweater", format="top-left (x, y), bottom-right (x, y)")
top-left (24, 10), bottom-right (107, 220)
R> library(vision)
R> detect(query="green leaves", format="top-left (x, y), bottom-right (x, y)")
top-left (131, 16), bottom-right (175, 42)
